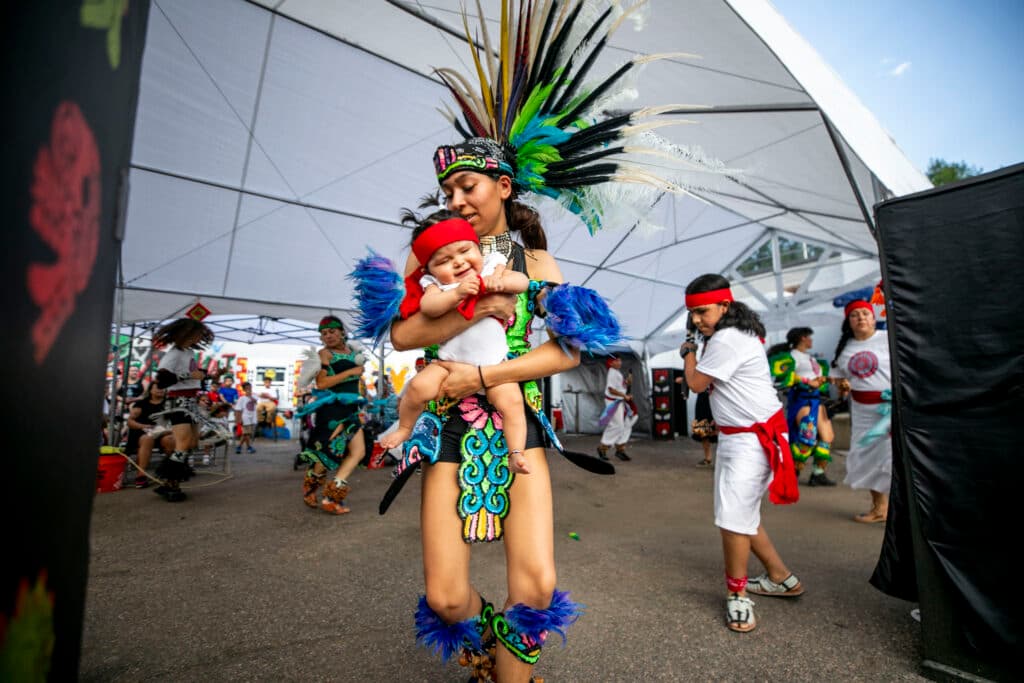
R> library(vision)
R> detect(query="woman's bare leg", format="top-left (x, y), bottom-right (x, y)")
top-left (421, 462), bottom-right (478, 622)
top-left (497, 446), bottom-right (555, 682)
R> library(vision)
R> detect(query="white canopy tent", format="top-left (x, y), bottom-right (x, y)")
top-left (118, 0), bottom-right (930, 353)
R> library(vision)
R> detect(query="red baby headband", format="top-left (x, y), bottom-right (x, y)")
top-left (412, 218), bottom-right (478, 265)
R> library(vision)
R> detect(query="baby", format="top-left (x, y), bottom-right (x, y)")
top-left (378, 211), bottom-right (531, 474)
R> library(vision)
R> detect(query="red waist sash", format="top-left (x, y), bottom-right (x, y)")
top-left (167, 389), bottom-right (199, 398)
top-left (851, 390), bottom-right (885, 404)
top-left (718, 409), bottom-right (799, 505)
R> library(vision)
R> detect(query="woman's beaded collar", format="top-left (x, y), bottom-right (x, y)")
top-left (479, 232), bottom-right (513, 259)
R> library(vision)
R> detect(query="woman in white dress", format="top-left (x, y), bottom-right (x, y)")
top-left (831, 301), bottom-right (893, 523)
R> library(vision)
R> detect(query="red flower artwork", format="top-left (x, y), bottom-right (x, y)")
top-left (28, 101), bottom-right (101, 364)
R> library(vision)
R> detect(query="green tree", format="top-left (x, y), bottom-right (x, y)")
top-left (927, 158), bottom-right (983, 186)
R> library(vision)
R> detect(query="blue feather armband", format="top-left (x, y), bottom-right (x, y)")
top-left (544, 284), bottom-right (623, 353)
top-left (348, 249), bottom-right (405, 346)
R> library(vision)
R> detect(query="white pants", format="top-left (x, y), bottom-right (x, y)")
top-left (714, 432), bottom-right (773, 535)
top-left (600, 401), bottom-right (638, 446)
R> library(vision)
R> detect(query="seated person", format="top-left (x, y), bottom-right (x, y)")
top-left (255, 376), bottom-right (279, 427)
top-left (124, 385), bottom-right (175, 488)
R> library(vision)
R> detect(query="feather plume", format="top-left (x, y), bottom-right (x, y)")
top-left (348, 250), bottom-right (405, 347)
top-left (414, 596), bottom-right (482, 661)
top-left (437, 0), bottom-right (733, 234)
top-left (297, 347), bottom-right (321, 388)
top-left (544, 283), bottom-right (623, 351)
top-left (505, 589), bottom-right (583, 645)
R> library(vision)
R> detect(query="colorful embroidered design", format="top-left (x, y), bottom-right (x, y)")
top-left (395, 411), bottom-right (444, 477)
top-left (458, 397), bottom-right (513, 543)
top-left (491, 589), bottom-right (582, 665)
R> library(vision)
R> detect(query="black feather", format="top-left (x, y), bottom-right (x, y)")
top-left (547, 7), bottom-right (613, 115)
top-left (556, 60), bottom-right (635, 127)
top-left (546, 145), bottom-right (624, 172)
top-left (533, 1), bottom-right (586, 98)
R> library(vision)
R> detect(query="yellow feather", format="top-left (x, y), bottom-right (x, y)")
top-left (462, 9), bottom-right (496, 129)
top-left (500, 0), bottom-right (511, 129)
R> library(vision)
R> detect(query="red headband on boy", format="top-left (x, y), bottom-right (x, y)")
top-left (685, 287), bottom-right (734, 309)
top-left (844, 300), bottom-right (873, 317)
top-left (411, 218), bottom-right (478, 265)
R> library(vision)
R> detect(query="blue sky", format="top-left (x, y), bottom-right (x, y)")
top-left (771, 0), bottom-right (1023, 176)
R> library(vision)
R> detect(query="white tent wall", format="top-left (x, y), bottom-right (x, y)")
top-left (557, 354), bottom-right (650, 436)
top-left (119, 0), bottom-right (929, 395)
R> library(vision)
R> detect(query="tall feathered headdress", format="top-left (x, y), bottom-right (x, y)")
top-left (433, 0), bottom-right (729, 234)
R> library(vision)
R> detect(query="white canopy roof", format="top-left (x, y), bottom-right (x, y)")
top-left (119, 0), bottom-right (929, 350)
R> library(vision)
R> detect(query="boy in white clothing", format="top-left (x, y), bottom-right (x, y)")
top-left (379, 212), bottom-right (531, 474)
top-left (233, 382), bottom-right (258, 454)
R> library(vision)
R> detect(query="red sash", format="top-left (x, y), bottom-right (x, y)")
top-left (718, 409), bottom-right (799, 505)
top-left (851, 390), bottom-right (884, 404)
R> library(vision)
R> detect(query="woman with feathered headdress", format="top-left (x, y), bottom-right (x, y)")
top-left (380, 2), bottom-right (727, 679)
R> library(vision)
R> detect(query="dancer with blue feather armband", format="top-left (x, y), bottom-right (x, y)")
top-left (376, 210), bottom-right (533, 476)
top-left (358, 0), bottom-right (731, 676)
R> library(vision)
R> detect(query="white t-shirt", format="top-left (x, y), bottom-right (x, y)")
top-left (421, 252), bottom-right (509, 366)
top-left (604, 367), bottom-right (627, 400)
top-left (790, 348), bottom-right (822, 380)
top-left (831, 330), bottom-right (891, 392)
top-left (158, 347), bottom-right (200, 392)
top-left (233, 394), bottom-right (259, 426)
top-left (696, 327), bottom-right (781, 427)
top-left (256, 384), bottom-right (279, 402)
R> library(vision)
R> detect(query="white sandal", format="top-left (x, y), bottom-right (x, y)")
top-left (726, 593), bottom-right (756, 633)
top-left (747, 572), bottom-right (804, 598)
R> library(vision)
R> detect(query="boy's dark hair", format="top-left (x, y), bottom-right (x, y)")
top-left (152, 318), bottom-right (214, 350)
top-left (685, 273), bottom-right (766, 339)
top-left (241, 382), bottom-right (252, 389)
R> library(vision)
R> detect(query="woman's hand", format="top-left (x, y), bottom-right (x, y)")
top-left (435, 361), bottom-right (481, 400)
top-left (476, 292), bottom-right (517, 321)
top-left (807, 376), bottom-right (827, 389)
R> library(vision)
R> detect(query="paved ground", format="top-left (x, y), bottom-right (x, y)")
top-left (82, 435), bottom-right (926, 682)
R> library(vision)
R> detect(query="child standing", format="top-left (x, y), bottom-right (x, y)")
top-left (233, 382), bottom-right (258, 454)
top-left (378, 211), bottom-right (531, 474)
top-left (679, 274), bottom-right (802, 633)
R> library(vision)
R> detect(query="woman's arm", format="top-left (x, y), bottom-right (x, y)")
top-left (126, 405), bottom-right (147, 431)
top-left (390, 251), bottom-right (517, 350)
top-left (391, 295), bottom-right (517, 350)
top-left (315, 348), bottom-right (363, 390)
top-left (438, 339), bottom-right (582, 399)
top-left (437, 249), bottom-right (581, 398)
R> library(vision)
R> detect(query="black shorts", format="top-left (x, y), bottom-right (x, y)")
top-left (166, 396), bottom-right (197, 426)
top-left (437, 397), bottom-right (545, 464)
